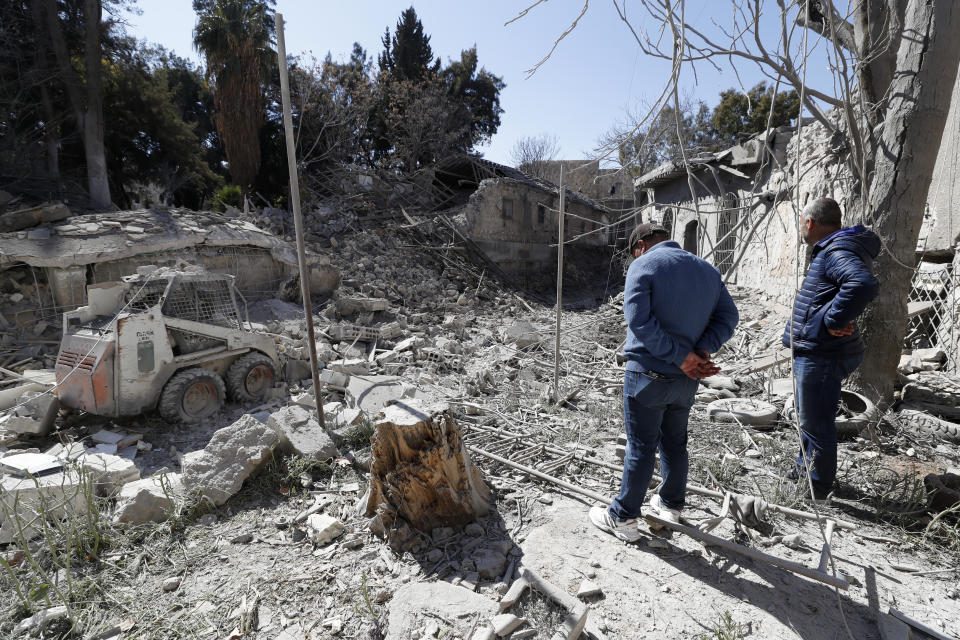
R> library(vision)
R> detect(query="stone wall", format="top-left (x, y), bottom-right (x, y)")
top-left (456, 178), bottom-right (609, 279)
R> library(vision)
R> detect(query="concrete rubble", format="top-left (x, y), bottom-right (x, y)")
top-left (0, 197), bottom-right (958, 640)
top-left (1, 391), bottom-right (58, 436)
top-left (113, 474), bottom-right (183, 524)
top-left (0, 457), bottom-right (86, 543)
top-left (180, 415), bottom-right (279, 506)
top-left (267, 405), bottom-right (339, 459)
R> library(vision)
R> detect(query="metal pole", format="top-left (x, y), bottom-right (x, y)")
top-left (554, 167), bottom-right (565, 396)
top-left (276, 13), bottom-right (325, 428)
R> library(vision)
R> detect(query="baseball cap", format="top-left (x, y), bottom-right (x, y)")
top-left (629, 222), bottom-right (669, 249)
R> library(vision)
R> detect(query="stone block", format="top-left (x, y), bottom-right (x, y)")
top-left (180, 415), bottom-right (279, 506)
top-left (4, 392), bottom-right (59, 436)
top-left (473, 547), bottom-right (508, 579)
top-left (78, 453), bottom-right (140, 495)
top-left (114, 474), bottom-right (182, 524)
top-left (0, 470), bottom-right (86, 544)
top-left (319, 369), bottom-right (350, 390)
top-left (306, 513), bottom-right (344, 545)
top-left (267, 405), bottom-right (339, 460)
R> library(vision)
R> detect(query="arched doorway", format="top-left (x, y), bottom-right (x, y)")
top-left (716, 193), bottom-right (739, 275)
top-left (683, 219), bottom-right (699, 255)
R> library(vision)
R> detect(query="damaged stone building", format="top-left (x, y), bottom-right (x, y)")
top-left (433, 156), bottom-right (612, 284)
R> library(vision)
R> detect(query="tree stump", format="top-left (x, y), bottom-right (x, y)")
top-left (364, 399), bottom-right (490, 546)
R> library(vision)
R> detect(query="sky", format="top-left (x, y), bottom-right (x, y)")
top-left (122, 1), bottom-right (838, 167)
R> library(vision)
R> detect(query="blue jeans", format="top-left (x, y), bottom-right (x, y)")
top-left (609, 370), bottom-right (699, 520)
top-left (793, 353), bottom-right (864, 495)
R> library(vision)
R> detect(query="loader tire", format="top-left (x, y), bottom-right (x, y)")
top-left (782, 389), bottom-right (877, 438)
top-left (159, 368), bottom-right (226, 423)
top-left (901, 372), bottom-right (960, 420)
top-left (896, 407), bottom-right (960, 444)
top-left (226, 352), bottom-right (277, 403)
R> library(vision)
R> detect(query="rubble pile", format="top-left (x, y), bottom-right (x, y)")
top-left (0, 206), bottom-right (959, 639)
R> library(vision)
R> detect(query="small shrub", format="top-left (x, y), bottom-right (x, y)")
top-left (213, 184), bottom-right (243, 212)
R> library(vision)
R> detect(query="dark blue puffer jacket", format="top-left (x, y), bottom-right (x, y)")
top-left (782, 225), bottom-right (881, 356)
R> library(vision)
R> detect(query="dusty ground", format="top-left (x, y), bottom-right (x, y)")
top-left (2, 217), bottom-right (959, 639)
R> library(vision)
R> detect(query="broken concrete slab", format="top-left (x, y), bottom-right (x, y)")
top-left (336, 296), bottom-right (389, 316)
top-left (180, 415), bottom-right (279, 506)
top-left (113, 473), bottom-right (183, 524)
top-left (3, 391), bottom-right (59, 436)
top-left (0, 470), bottom-right (86, 544)
top-left (0, 452), bottom-right (64, 477)
top-left (701, 375), bottom-right (740, 392)
top-left (0, 383), bottom-right (46, 412)
top-left (90, 429), bottom-right (142, 448)
top-left (78, 453), bottom-right (140, 496)
top-left (0, 202), bottom-right (71, 233)
top-left (346, 374), bottom-right (413, 414)
top-left (491, 613), bottom-right (526, 637)
top-left (267, 405), bottom-right (339, 460)
top-left (386, 581), bottom-right (498, 640)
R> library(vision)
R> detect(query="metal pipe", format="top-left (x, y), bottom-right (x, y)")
top-left (554, 166), bottom-right (565, 397)
top-left (276, 14), bottom-right (325, 428)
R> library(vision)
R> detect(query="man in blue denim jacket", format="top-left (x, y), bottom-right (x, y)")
top-left (782, 197), bottom-right (880, 501)
top-left (590, 222), bottom-right (739, 541)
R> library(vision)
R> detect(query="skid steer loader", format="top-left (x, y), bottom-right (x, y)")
top-left (55, 268), bottom-right (281, 423)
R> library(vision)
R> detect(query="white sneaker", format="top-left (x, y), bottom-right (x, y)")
top-left (589, 505), bottom-right (641, 542)
top-left (645, 494), bottom-right (681, 529)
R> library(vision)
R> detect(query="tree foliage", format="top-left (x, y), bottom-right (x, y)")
top-left (612, 83), bottom-right (800, 177)
top-left (377, 7), bottom-right (440, 81)
top-left (193, 0), bottom-right (275, 195)
top-left (103, 43), bottom-right (223, 208)
top-left (711, 82), bottom-right (800, 146)
top-left (369, 7), bottom-right (504, 171)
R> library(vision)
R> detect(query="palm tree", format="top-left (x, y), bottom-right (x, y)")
top-left (193, 0), bottom-right (275, 205)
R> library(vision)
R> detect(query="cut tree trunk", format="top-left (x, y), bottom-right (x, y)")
top-left (854, 0), bottom-right (960, 404)
top-left (364, 399), bottom-right (490, 549)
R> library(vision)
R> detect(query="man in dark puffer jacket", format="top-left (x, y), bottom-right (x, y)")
top-left (782, 197), bottom-right (880, 500)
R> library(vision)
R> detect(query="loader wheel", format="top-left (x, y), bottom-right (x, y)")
top-left (226, 352), bottom-right (277, 403)
top-left (159, 368), bottom-right (226, 423)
